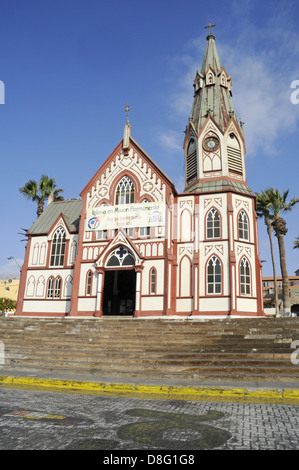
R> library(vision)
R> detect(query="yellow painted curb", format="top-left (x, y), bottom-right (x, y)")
top-left (1, 375), bottom-right (299, 401)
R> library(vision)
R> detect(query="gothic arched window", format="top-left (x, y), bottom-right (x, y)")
top-left (150, 268), bottom-right (156, 294)
top-left (47, 276), bottom-right (54, 298)
top-left (115, 175), bottom-right (135, 205)
top-left (54, 276), bottom-right (62, 298)
top-left (240, 257), bottom-right (251, 295)
top-left (47, 276), bottom-right (62, 298)
top-left (207, 255), bottom-right (222, 294)
top-left (238, 210), bottom-right (249, 240)
top-left (206, 208), bottom-right (221, 239)
top-left (50, 227), bottom-right (66, 267)
top-left (86, 270), bottom-right (93, 296)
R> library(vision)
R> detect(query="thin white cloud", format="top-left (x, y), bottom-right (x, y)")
top-left (158, 130), bottom-right (182, 152)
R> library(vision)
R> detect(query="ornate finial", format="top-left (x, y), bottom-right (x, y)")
top-left (204, 22), bottom-right (216, 36)
top-left (123, 104), bottom-right (132, 124)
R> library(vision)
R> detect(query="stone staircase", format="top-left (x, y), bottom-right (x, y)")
top-left (0, 316), bottom-right (299, 384)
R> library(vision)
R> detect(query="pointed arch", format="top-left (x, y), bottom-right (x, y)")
top-left (240, 256), bottom-right (251, 295)
top-left (227, 132), bottom-right (243, 175)
top-left (32, 243), bottom-right (39, 265)
top-left (46, 276), bottom-right (54, 298)
top-left (206, 207), bottom-right (221, 239)
top-left (46, 275), bottom-right (62, 298)
top-left (106, 246), bottom-right (135, 267)
top-left (26, 275), bottom-right (35, 297)
top-left (206, 255), bottom-right (222, 295)
top-left (180, 209), bottom-right (192, 242)
top-left (36, 275), bottom-right (45, 297)
top-left (186, 138), bottom-right (197, 185)
top-left (64, 275), bottom-right (73, 298)
top-left (54, 276), bottom-right (62, 298)
top-left (50, 226), bottom-right (66, 266)
top-left (115, 175), bottom-right (135, 205)
top-left (86, 270), bottom-right (93, 296)
top-left (179, 255), bottom-right (192, 297)
top-left (238, 209), bottom-right (249, 241)
top-left (149, 267), bottom-right (157, 295)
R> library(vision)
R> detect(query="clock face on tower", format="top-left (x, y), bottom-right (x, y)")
top-left (203, 136), bottom-right (219, 151)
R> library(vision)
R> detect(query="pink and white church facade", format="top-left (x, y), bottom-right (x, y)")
top-left (16, 30), bottom-right (264, 318)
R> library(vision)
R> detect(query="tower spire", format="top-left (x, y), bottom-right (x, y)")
top-left (189, 30), bottom-right (237, 133)
top-left (184, 28), bottom-right (248, 194)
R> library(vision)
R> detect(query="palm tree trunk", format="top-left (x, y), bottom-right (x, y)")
top-left (274, 217), bottom-right (290, 316)
top-left (265, 218), bottom-right (279, 315)
top-left (37, 198), bottom-right (44, 218)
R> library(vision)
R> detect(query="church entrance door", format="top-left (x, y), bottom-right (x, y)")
top-left (102, 269), bottom-right (136, 315)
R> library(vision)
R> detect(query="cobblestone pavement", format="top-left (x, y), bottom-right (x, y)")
top-left (0, 385), bottom-right (299, 452)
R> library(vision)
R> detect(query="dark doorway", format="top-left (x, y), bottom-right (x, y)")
top-left (103, 269), bottom-right (136, 315)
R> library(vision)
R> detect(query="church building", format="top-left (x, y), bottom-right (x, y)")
top-left (16, 27), bottom-right (264, 318)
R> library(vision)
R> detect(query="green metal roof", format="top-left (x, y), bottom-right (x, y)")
top-left (28, 199), bottom-right (82, 235)
top-left (184, 179), bottom-right (255, 197)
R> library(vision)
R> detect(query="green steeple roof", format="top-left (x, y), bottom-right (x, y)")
top-left (189, 32), bottom-right (238, 133)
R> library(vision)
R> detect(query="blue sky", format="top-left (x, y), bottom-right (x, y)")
top-left (1, 0), bottom-right (299, 279)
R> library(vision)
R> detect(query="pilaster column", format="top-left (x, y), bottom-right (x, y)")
top-left (94, 268), bottom-right (104, 317)
top-left (134, 266), bottom-right (143, 316)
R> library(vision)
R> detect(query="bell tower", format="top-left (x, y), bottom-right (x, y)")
top-left (184, 24), bottom-right (249, 196)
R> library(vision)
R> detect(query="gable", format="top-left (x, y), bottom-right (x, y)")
top-left (95, 229), bottom-right (143, 269)
top-left (80, 136), bottom-right (176, 209)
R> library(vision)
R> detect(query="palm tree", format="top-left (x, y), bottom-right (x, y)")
top-left (294, 237), bottom-right (299, 250)
top-left (256, 190), bottom-right (279, 315)
top-left (19, 175), bottom-right (64, 218)
top-left (265, 188), bottom-right (299, 316)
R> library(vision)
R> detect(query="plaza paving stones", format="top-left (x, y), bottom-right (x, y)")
top-left (0, 385), bottom-right (299, 451)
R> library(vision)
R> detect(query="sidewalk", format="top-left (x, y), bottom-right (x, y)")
top-left (1, 366), bottom-right (299, 403)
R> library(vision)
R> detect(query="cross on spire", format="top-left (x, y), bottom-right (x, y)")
top-left (204, 22), bottom-right (216, 35)
top-left (123, 104), bottom-right (132, 124)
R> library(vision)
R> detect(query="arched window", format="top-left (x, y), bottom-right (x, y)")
top-left (238, 210), bottom-right (249, 240)
top-left (54, 276), bottom-right (62, 298)
top-left (47, 276), bottom-right (54, 298)
top-left (106, 246), bottom-right (135, 267)
top-left (207, 255), bottom-right (222, 294)
top-left (240, 257), bottom-right (251, 295)
top-left (186, 138), bottom-right (197, 185)
top-left (86, 270), bottom-right (93, 296)
top-left (50, 227), bottom-right (66, 266)
top-left (150, 268), bottom-right (156, 294)
top-left (115, 175), bottom-right (135, 205)
top-left (206, 208), bottom-right (221, 238)
top-left (47, 276), bottom-right (62, 298)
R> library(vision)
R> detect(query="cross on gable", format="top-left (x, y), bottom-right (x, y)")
top-left (123, 104), bottom-right (132, 124)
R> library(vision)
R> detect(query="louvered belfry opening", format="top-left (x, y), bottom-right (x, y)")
top-left (186, 138), bottom-right (197, 185)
